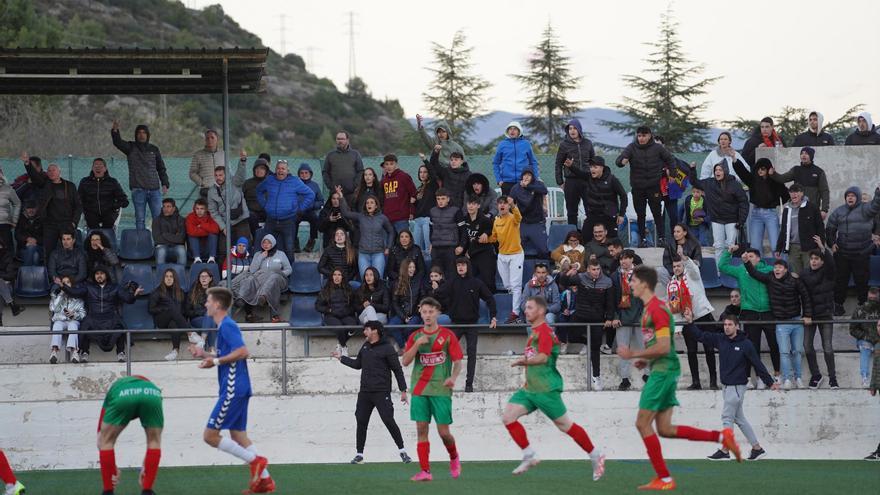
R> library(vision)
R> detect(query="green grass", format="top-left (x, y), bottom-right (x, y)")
top-left (20, 459), bottom-right (879, 494)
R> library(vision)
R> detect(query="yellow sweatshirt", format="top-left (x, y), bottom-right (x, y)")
top-left (489, 206), bottom-right (523, 255)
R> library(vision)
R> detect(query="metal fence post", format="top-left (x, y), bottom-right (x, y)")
top-left (303, 331), bottom-right (310, 357)
top-left (67, 154), bottom-right (73, 181)
top-left (125, 331), bottom-right (132, 376)
top-left (281, 328), bottom-right (288, 395)
top-left (586, 324), bottom-right (592, 391)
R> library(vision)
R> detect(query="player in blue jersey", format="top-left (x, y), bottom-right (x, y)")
top-left (190, 286), bottom-right (274, 493)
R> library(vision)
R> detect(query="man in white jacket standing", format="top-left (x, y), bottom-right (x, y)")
top-left (667, 252), bottom-right (717, 390)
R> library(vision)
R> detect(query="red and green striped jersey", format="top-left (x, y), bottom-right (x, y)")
top-left (405, 326), bottom-right (463, 396)
top-left (523, 323), bottom-right (563, 393)
top-left (641, 296), bottom-right (680, 374)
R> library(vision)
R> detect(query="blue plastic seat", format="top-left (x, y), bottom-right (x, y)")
top-left (870, 256), bottom-right (880, 287)
top-left (628, 219), bottom-right (655, 247)
top-left (14, 266), bottom-right (50, 298)
top-left (157, 263), bottom-right (188, 292)
top-left (289, 295), bottom-right (324, 327)
top-left (720, 274), bottom-right (739, 289)
top-left (548, 224), bottom-right (578, 251)
top-left (118, 229), bottom-right (155, 260)
top-left (495, 270), bottom-right (506, 292)
top-left (122, 297), bottom-right (155, 330)
top-left (700, 257), bottom-right (721, 289)
top-left (121, 264), bottom-right (156, 295)
top-left (478, 300), bottom-right (490, 324)
top-left (289, 261), bottom-right (321, 294)
top-left (189, 262), bottom-right (221, 287)
top-left (494, 293), bottom-right (513, 321)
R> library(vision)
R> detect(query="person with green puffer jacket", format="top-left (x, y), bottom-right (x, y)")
top-left (850, 287), bottom-right (880, 388)
top-left (718, 246), bottom-right (780, 387)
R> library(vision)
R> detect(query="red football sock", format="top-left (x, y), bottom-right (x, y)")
top-left (142, 448), bottom-right (161, 490)
top-left (566, 423), bottom-right (594, 453)
top-left (675, 425), bottom-right (720, 443)
top-left (505, 421), bottom-right (530, 449)
top-left (642, 434), bottom-right (670, 479)
top-left (99, 449), bottom-right (117, 491)
top-left (445, 441), bottom-right (458, 460)
top-left (0, 450), bottom-right (16, 484)
top-left (417, 441), bottom-right (430, 472)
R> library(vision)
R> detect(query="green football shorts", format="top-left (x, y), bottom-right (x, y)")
top-left (639, 372), bottom-right (680, 412)
top-left (100, 380), bottom-right (164, 429)
top-left (410, 395), bottom-right (453, 425)
top-left (508, 389), bottom-right (567, 420)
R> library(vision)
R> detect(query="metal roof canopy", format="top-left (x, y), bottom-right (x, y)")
top-left (0, 47), bottom-right (268, 94)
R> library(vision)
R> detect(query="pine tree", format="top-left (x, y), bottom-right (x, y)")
top-left (422, 30), bottom-right (491, 140)
top-left (602, 6), bottom-right (719, 152)
top-left (512, 23), bottom-right (584, 150)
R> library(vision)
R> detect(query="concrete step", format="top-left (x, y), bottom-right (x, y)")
top-left (0, 352), bottom-right (868, 404)
top-left (1, 389), bottom-right (875, 470)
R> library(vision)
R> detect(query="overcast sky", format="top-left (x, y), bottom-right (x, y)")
top-left (212, 0), bottom-right (880, 125)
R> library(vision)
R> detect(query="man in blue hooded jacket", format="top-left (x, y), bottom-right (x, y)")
top-left (256, 160), bottom-right (316, 264)
top-left (493, 121), bottom-right (539, 196)
top-left (295, 163), bottom-right (324, 253)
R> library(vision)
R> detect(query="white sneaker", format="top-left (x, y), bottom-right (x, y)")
top-left (164, 349), bottom-right (178, 361)
top-left (757, 379), bottom-right (766, 390)
top-left (599, 344), bottom-right (612, 355)
top-left (795, 378), bottom-right (804, 389)
top-left (194, 257), bottom-right (203, 264)
top-left (590, 449), bottom-right (606, 481)
top-left (863, 377), bottom-right (870, 388)
top-left (579, 345), bottom-right (588, 355)
top-left (747, 378), bottom-right (756, 390)
top-left (188, 333), bottom-right (206, 347)
top-left (69, 348), bottom-right (79, 363)
top-left (342, 346), bottom-right (349, 356)
top-left (80, 352), bottom-right (89, 363)
top-left (512, 452), bottom-right (540, 475)
top-left (560, 343), bottom-right (568, 354)
top-left (117, 351), bottom-right (126, 362)
top-left (591, 375), bottom-right (603, 391)
top-left (207, 256), bottom-right (216, 264)
top-left (503, 350), bottom-right (516, 356)
top-left (783, 379), bottom-right (792, 390)
top-left (49, 349), bottom-right (58, 364)
top-left (335, 344), bottom-right (344, 356)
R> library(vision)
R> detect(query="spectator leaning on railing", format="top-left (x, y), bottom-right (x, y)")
top-left (799, 237), bottom-right (837, 389)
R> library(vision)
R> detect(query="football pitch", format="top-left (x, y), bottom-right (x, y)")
top-left (19, 459), bottom-right (879, 494)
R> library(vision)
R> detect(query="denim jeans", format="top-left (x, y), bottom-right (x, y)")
top-left (712, 222), bottom-right (739, 266)
top-left (131, 188), bottom-right (163, 230)
top-left (266, 217), bottom-right (296, 264)
top-left (388, 315), bottom-right (422, 347)
top-left (776, 320), bottom-right (804, 380)
top-left (411, 217), bottom-right (431, 252)
top-left (155, 244), bottom-right (187, 265)
top-left (857, 339), bottom-right (874, 379)
top-left (19, 245), bottom-right (42, 266)
top-left (748, 207), bottom-right (779, 255)
top-left (358, 251), bottom-right (386, 279)
top-left (188, 234), bottom-right (218, 260)
top-left (391, 220), bottom-right (411, 236)
top-left (688, 223), bottom-right (711, 246)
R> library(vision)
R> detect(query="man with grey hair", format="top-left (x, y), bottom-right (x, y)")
top-left (190, 129), bottom-right (226, 198)
top-left (36, 163), bottom-right (81, 259)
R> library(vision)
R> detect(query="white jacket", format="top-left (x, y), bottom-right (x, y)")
top-left (49, 290), bottom-right (86, 323)
top-left (700, 148), bottom-right (744, 183)
top-left (667, 257), bottom-right (714, 320)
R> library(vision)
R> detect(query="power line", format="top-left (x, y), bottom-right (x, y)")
top-left (347, 11), bottom-right (357, 82)
top-left (279, 14), bottom-right (287, 56)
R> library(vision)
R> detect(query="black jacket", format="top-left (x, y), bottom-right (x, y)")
top-left (38, 179), bottom-right (82, 227)
top-left (185, 290), bottom-right (208, 319)
top-left (719, 304), bottom-right (741, 321)
top-left (776, 200), bottom-right (824, 254)
top-left (662, 237), bottom-right (703, 275)
top-left (570, 165), bottom-right (628, 218)
top-left (318, 202), bottom-right (356, 239)
top-left (615, 140), bottom-right (674, 190)
top-left (584, 240), bottom-right (615, 275)
top-left (315, 284), bottom-right (356, 318)
top-left (688, 163), bottom-right (749, 225)
top-left (386, 242), bottom-right (426, 286)
top-left (340, 338), bottom-right (407, 393)
top-left (509, 180), bottom-right (548, 225)
top-left (78, 172), bottom-right (129, 219)
top-left (318, 244), bottom-right (358, 282)
top-left (427, 150), bottom-right (471, 208)
top-left (798, 248), bottom-right (835, 318)
top-left (845, 129), bottom-right (880, 146)
top-left (435, 261), bottom-right (496, 323)
top-left (554, 122), bottom-right (595, 185)
top-left (414, 160), bottom-right (439, 219)
top-left (152, 210), bottom-right (186, 246)
top-left (15, 212), bottom-right (42, 247)
top-left (556, 271), bottom-right (615, 322)
top-left (792, 130), bottom-right (835, 147)
top-left (48, 246), bottom-right (87, 283)
top-left (745, 265), bottom-right (812, 319)
top-left (685, 328), bottom-right (774, 387)
top-left (0, 241), bottom-right (18, 281)
top-left (148, 289), bottom-right (186, 319)
top-left (424, 279), bottom-right (451, 313)
top-left (769, 162), bottom-right (830, 213)
top-left (732, 160), bottom-right (788, 209)
top-left (391, 278), bottom-right (424, 321)
top-left (461, 212), bottom-right (495, 257)
top-left (64, 279), bottom-right (136, 324)
top-left (356, 284), bottom-right (391, 316)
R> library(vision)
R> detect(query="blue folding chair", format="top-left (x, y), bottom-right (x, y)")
top-left (289, 295), bottom-right (323, 327)
top-left (869, 255), bottom-right (880, 287)
top-left (289, 261), bottom-right (322, 294)
top-left (700, 257), bottom-right (721, 289)
top-left (118, 229), bottom-right (154, 260)
top-left (121, 264), bottom-right (156, 295)
top-left (189, 262), bottom-right (221, 287)
top-left (122, 297), bottom-right (155, 330)
top-left (14, 266), bottom-right (50, 298)
top-left (548, 224), bottom-right (578, 251)
top-left (494, 293), bottom-right (513, 321)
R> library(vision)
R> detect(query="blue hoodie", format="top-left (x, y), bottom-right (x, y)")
top-left (256, 171), bottom-right (316, 221)
top-left (492, 122), bottom-right (540, 184)
top-left (297, 163), bottom-right (324, 211)
top-left (685, 326), bottom-right (774, 387)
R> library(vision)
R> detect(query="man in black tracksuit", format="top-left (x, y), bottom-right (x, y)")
top-left (555, 119), bottom-right (596, 226)
top-left (334, 321), bottom-right (411, 465)
top-left (799, 240), bottom-right (837, 389)
top-left (615, 126), bottom-right (675, 247)
top-left (461, 196), bottom-right (496, 289)
top-left (436, 257), bottom-right (497, 392)
top-left (580, 156), bottom-right (627, 240)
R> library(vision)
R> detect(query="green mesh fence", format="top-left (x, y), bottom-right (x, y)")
top-left (0, 152), bottom-right (709, 232)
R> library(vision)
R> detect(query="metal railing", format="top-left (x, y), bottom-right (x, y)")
top-left (0, 318), bottom-right (871, 394)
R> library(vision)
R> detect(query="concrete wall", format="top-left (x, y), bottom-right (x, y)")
top-left (756, 145), bottom-right (880, 210)
top-left (2, 389), bottom-right (877, 470)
